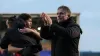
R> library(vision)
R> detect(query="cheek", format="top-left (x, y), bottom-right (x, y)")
top-left (64, 15), bottom-right (69, 19)
top-left (28, 22), bottom-right (32, 26)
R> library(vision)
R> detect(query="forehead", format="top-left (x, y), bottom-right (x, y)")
top-left (27, 18), bottom-right (32, 21)
top-left (26, 18), bottom-right (32, 22)
top-left (57, 9), bottom-right (66, 13)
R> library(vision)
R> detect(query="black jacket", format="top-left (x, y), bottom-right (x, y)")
top-left (40, 17), bottom-right (82, 56)
top-left (0, 28), bottom-right (42, 56)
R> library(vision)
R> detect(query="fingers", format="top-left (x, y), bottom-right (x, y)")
top-left (40, 12), bottom-right (45, 17)
top-left (33, 29), bottom-right (37, 31)
top-left (19, 28), bottom-right (29, 33)
top-left (41, 12), bottom-right (52, 26)
top-left (19, 29), bottom-right (26, 33)
top-left (43, 13), bottom-right (51, 22)
top-left (43, 13), bottom-right (52, 25)
top-left (41, 13), bottom-right (48, 25)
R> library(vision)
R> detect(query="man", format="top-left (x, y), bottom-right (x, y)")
top-left (0, 13), bottom-right (42, 56)
top-left (40, 5), bottom-right (82, 56)
top-left (0, 16), bottom-right (16, 56)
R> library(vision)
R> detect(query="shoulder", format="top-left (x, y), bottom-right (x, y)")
top-left (68, 23), bottom-right (83, 34)
top-left (68, 23), bottom-right (80, 27)
top-left (5, 28), bottom-right (18, 35)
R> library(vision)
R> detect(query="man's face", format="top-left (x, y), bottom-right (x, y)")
top-left (25, 18), bottom-right (32, 28)
top-left (6, 20), bottom-right (9, 28)
top-left (57, 9), bottom-right (69, 22)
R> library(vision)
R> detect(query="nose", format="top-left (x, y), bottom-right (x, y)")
top-left (30, 22), bottom-right (32, 25)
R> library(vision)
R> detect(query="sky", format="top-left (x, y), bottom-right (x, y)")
top-left (0, 0), bottom-right (100, 52)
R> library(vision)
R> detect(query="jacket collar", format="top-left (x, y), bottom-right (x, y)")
top-left (58, 17), bottom-right (75, 26)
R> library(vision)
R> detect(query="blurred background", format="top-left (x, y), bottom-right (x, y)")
top-left (0, 0), bottom-right (100, 56)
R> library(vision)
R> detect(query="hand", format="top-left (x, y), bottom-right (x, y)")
top-left (40, 13), bottom-right (48, 25)
top-left (19, 28), bottom-right (39, 35)
top-left (0, 48), bottom-right (4, 54)
top-left (19, 28), bottom-right (33, 33)
top-left (41, 13), bottom-right (52, 26)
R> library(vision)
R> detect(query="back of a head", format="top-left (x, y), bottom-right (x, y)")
top-left (7, 16), bottom-right (16, 28)
top-left (8, 16), bottom-right (16, 22)
top-left (18, 13), bottom-right (32, 21)
top-left (58, 5), bottom-right (71, 17)
top-left (8, 15), bottom-right (25, 29)
top-left (8, 13), bottom-right (32, 29)
top-left (14, 18), bottom-right (25, 29)
top-left (12, 13), bottom-right (32, 29)
top-left (7, 16), bottom-right (16, 23)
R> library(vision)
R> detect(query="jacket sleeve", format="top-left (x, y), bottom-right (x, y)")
top-left (40, 26), bottom-right (53, 40)
top-left (50, 24), bottom-right (81, 38)
top-left (0, 31), bottom-right (10, 49)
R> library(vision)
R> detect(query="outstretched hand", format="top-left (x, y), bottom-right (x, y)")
top-left (40, 13), bottom-right (52, 26)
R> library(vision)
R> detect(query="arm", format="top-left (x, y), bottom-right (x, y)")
top-left (19, 28), bottom-right (42, 40)
top-left (0, 32), bottom-right (10, 49)
top-left (8, 45), bottom-right (23, 53)
top-left (30, 29), bottom-right (42, 40)
top-left (40, 26), bottom-right (53, 40)
top-left (40, 13), bottom-right (54, 39)
top-left (50, 24), bottom-right (80, 38)
top-left (40, 13), bottom-right (80, 38)
top-left (0, 47), bottom-right (5, 54)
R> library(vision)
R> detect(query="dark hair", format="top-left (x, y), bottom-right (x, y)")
top-left (7, 15), bottom-right (25, 29)
top-left (7, 16), bottom-right (16, 24)
top-left (8, 13), bottom-right (31, 29)
top-left (18, 13), bottom-right (32, 21)
top-left (58, 5), bottom-right (71, 17)
top-left (13, 18), bottom-right (25, 29)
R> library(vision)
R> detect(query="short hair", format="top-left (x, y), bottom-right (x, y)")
top-left (7, 16), bottom-right (16, 24)
top-left (18, 13), bottom-right (32, 21)
top-left (58, 5), bottom-right (71, 17)
top-left (7, 16), bottom-right (16, 28)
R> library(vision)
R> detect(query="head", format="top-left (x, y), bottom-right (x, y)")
top-left (6, 16), bottom-right (16, 28)
top-left (18, 13), bottom-right (32, 28)
top-left (57, 5), bottom-right (71, 22)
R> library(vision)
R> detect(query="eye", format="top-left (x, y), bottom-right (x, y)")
top-left (57, 12), bottom-right (64, 15)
